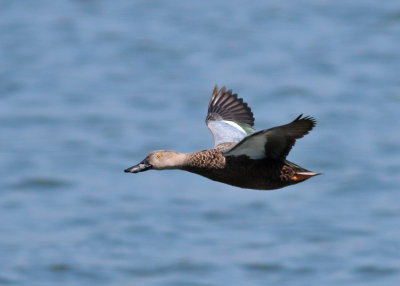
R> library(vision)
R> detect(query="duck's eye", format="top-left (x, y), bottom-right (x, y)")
top-left (157, 154), bottom-right (162, 159)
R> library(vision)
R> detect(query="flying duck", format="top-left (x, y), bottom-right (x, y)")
top-left (125, 85), bottom-right (319, 190)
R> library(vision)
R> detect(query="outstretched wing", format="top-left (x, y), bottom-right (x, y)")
top-left (224, 114), bottom-right (316, 160)
top-left (206, 85), bottom-right (256, 147)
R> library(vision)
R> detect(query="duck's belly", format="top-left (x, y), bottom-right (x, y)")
top-left (186, 156), bottom-right (295, 190)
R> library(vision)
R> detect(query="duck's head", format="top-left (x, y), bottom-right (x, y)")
top-left (124, 150), bottom-right (186, 173)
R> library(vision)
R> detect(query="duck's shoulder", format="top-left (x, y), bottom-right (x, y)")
top-left (214, 142), bottom-right (237, 152)
top-left (186, 147), bottom-right (229, 169)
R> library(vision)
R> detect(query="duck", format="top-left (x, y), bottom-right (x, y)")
top-left (125, 85), bottom-right (319, 190)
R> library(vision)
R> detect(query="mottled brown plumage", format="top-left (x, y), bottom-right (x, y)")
top-left (182, 148), bottom-right (311, 190)
top-left (125, 85), bottom-right (319, 190)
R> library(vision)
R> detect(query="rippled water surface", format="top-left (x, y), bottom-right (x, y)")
top-left (1, 1), bottom-right (400, 285)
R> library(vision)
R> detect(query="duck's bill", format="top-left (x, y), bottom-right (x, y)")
top-left (124, 160), bottom-right (152, 173)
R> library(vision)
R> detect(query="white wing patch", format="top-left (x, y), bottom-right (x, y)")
top-left (207, 120), bottom-right (248, 147)
top-left (224, 120), bottom-right (246, 133)
top-left (224, 130), bottom-right (270, 159)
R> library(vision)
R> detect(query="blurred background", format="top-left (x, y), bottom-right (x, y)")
top-left (1, 0), bottom-right (399, 285)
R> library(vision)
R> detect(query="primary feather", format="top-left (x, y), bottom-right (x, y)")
top-left (206, 85), bottom-right (255, 147)
top-left (225, 114), bottom-right (316, 160)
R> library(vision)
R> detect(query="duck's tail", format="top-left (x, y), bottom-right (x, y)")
top-left (292, 171), bottom-right (320, 182)
top-left (285, 160), bottom-right (321, 182)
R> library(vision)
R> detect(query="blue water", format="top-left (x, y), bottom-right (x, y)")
top-left (1, 1), bottom-right (400, 285)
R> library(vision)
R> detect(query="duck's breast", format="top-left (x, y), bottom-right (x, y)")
top-left (185, 151), bottom-right (293, 190)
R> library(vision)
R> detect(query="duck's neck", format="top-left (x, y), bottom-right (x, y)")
top-left (173, 152), bottom-right (190, 168)
top-left (161, 152), bottom-right (191, 170)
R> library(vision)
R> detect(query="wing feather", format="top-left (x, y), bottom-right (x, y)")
top-left (206, 85), bottom-right (255, 147)
top-left (224, 114), bottom-right (316, 160)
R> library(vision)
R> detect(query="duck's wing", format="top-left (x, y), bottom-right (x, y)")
top-left (206, 85), bottom-right (256, 147)
top-left (224, 114), bottom-right (316, 160)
